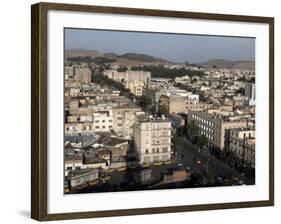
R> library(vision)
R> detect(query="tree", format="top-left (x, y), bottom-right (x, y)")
top-left (190, 172), bottom-right (216, 187)
top-left (186, 121), bottom-right (199, 141)
top-left (136, 95), bottom-right (152, 111)
top-left (158, 104), bottom-right (169, 116)
top-left (197, 134), bottom-right (208, 148)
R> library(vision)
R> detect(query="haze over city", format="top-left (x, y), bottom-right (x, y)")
top-left (65, 28), bottom-right (255, 63)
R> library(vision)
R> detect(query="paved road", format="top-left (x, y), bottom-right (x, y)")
top-left (173, 136), bottom-right (253, 185)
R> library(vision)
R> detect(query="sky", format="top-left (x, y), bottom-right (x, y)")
top-left (65, 28), bottom-right (255, 63)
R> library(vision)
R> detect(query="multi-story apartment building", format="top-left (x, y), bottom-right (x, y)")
top-left (65, 65), bottom-right (75, 80)
top-left (188, 110), bottom-right (248, 150)
top-left (112, 105), bottom-right (144, 139)
top-left (65, 110), bottom-right (113, 134)
top-left (229, 127), bottom-right (255, 167)
top-left (159, 95), bottom-right (212, 114)
top-left (125, 80), bottom-right (145, 96)
top-left (244, 83), bottom-right (256, 106)
top-left (104, 70), bottom-right (151, 85)
top-left (133, 117), bottom-right (172, 164)
top-left (74, 67), bottom-right (92, 84)
top-left (92, 110), bottom-right (113, 132)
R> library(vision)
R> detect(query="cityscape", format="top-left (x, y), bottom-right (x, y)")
top-left (64, 29), bottom-right (255, 194)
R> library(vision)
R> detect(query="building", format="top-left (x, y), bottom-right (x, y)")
top-left (92, 110), bottom-right (113, 132)
top-left (159, 95), bottom-right (212, 114)
top-left (125, 80), bottom-right (145, 96)
top-left (188, 110), bottom-right (248, 150)
top-left (74, 67), bottom-right (92, 84)
top-left (229, 127), bottom-right (255, 167)
top-left (104, 70), bottom-right (151, 85)
top-left (133, 116), bottom-right (172, 164)
top-left (244, 83), bottom-right (256, 105)
top-left (68, 169), bottom-right (99, 188)
top-left (65, 65), bottom-right (75, 80)
top-left (112, 105), bottom-right (144, 139)
top-left (64, 154), bottom-right (83, 174)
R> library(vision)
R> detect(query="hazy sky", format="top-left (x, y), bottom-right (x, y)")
top-left (65, 28), bottom-right (255, 63)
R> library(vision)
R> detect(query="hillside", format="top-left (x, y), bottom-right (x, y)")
top-left (201, 59), bottom-right (255, 70)
top-left (65, 49), bottom-right (172, 66)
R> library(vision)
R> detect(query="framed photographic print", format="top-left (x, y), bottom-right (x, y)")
top-left (31, 2), bottom-right (274, 221)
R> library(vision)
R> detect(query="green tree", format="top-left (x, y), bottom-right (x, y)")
top-left (197, 134), bottom-right (208, 148)
top-left (186, 121), bottom-right (199, 141)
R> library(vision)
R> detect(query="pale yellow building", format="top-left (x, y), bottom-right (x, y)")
top-left (159, 95), bottom-right (212, 114)
top-left (133, 117), bottom-right (172, 164)
top-left (125, 80), bottom-right (145, 96)
top-left (112, 105), bottom-right (144, 139)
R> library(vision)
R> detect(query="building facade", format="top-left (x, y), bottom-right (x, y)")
top-left (104, 70), bottom-right (151, 85)
top-left (244, 83), bottom-right (256, 105)
top-left (112, 105), bottom-right (144, 139)
top-left (160, 95), bottom-right (212, 114)
top-left (188, 110), bottom-right (248, 150)
top-left (133, 117), bottom-right (172, 164)
top-left (229, 127), bottom-right (255, 167)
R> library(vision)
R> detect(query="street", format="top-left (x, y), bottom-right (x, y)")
top-left (172, 136), bottom-right (253, 185)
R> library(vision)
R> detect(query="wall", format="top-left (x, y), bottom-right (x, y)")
top-left (0, 0), bottom-right (280, 223)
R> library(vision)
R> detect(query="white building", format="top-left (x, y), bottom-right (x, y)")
top-left (133, 117), bottom-right (172, 164)
top-left (104, 70), bottom-right (151, 85)
top-left (92, 110), bottom-right (113, 132)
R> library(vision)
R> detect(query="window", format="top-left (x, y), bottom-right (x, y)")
top-left (145, 149), bottom-right (149, 154)
top-left (162, 147), bottom-right (168, 153)
top-left (95, 126), bottom-right (99, 129)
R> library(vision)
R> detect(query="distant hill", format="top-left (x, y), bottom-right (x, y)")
top-left (65, 49), bottom-right (172, 66)
top-left (201, 59), bottom-right (255, 70)
top-left (117, 52), bottom-right (169, 63)
top-left (65, 49), bottom-right (254, 69)
top-left (65, 49), bottom-right (101, 62)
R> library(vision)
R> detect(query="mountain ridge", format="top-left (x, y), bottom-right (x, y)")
top-left (65, 49), bottom-right (254, 69)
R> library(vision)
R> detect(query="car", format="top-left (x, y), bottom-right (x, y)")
top-left (237, 179), bottom-right (244, 185)
top-left (217, 176), bottom-right (224, 183)
top-left (100, 176), bottom-right (111, 182)
top-left (89, 179), bottom-right (99, 186)
top-left (142, 162), bottom-right (150, 168)
top-left (117, 166), bottom-right (126, 171)
top-left (153, 161), bottom-right (162, 166)
top-left (186, 165), bottom-right (190, 171)
top-left (164, 160), bottom-right (173, 165)
top-left (177, 163), bottom-right (183, 167)
top-left (230, 175), bottom-right (239, 181)
top-left (106, 168), bottom-right (115, 173)
top-left (195, 158), bottom-right (201, 164)
top-left (128, 164), bottom-right (138, 169)
top-left (76, 183), bottom-right (88, 190)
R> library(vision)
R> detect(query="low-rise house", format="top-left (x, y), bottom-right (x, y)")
top-left (162, 168), bottom-right (191, 183)
top-left (68, 169), bottom-right (99, 188)
top-left (64, 154), bottom-right (83, 176)
top-left (83, 157), bottom-right (108, 169)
